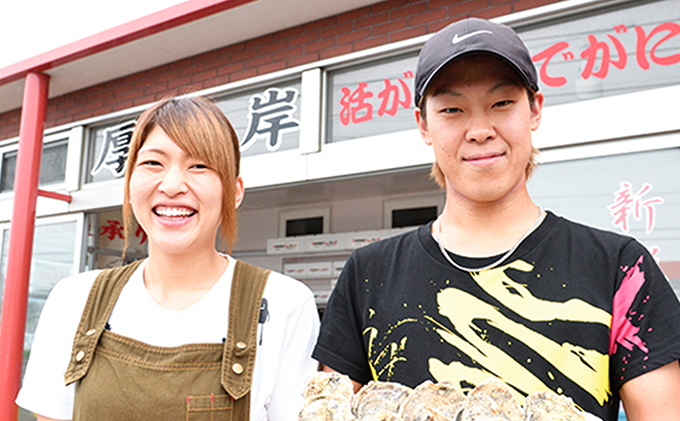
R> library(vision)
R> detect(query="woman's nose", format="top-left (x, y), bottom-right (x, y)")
top-left (158, 166), bottom-right (188, 196)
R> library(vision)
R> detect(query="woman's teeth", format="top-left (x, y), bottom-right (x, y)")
top-left (154, 207), bottom-right (195, 218)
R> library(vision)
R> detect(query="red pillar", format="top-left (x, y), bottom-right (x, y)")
top-left (0, 71), bottom-right (50, 421)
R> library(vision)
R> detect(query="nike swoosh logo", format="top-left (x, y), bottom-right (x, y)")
top-left (451, 30), bottom-right (493, 44)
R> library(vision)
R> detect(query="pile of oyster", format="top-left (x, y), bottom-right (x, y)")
top-left (299, 372), bottom-right (586, 421)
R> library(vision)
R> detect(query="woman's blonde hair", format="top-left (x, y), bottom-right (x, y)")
top-left (123, 96), bottom-right (241, 254)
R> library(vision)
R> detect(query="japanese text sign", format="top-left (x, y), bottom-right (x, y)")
top-left (216, 81), bottom-right (302, 158)
top-left (522, 0), bottom-right (680, 106)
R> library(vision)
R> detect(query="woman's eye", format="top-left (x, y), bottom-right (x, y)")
top-left (192, 163), bottom-right (209, 170)
top-left (139, 160), bottom-right (161, 167)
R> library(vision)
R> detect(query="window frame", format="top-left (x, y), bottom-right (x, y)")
top-left (0, 211), bottom-right (86, 300)
top-left (383, 194), bottom-right (445, 229)
top-left (278, 206), bottom-right (331, 237)
top-left (0, 128), bottom-right (80, 197)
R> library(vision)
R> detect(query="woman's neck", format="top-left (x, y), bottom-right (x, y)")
top-left (142, 248), bottom-right (228, 310)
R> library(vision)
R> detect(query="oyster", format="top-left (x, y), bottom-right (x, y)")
top-left (456, 393), bottom-right (505, 421)
top-left (400, 380), bottom-right (466, 421)
top-left (363, 410), bottom-right (405, 421)
top-left (406, 406), bottom-right (452, 421)
top-left (303, 372), bottom-right (355, 401)
top-left (466, 378), bottom-right (523, 421)
top-left (298, 372), bottom-right (590, 421)
top-left (523, 391), bottom-right (585, 421)
top-left (353, 381), bottom-right (413, 420)
top-left (299, 395), bottom-right (356, 421)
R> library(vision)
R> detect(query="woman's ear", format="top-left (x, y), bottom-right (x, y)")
top-left (234, 176), bottom-right (245, 210)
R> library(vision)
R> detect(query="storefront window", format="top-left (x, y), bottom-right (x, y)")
top-left (87, 209), bottom-right (148, 269)
top-left (521, 0), bottom-right (680, 106)
top-left (529, 148), bottom-right (680, 298)
top-left (0, 218), bottom-right (80, 351)
top-left (326, 52), bottom-right (418, 143)
top-left (0, 140), bottom-right (68, 193)
top-left (215, 80), bottom-right (302, 157)
top-left (85, 119), bottom-right (137, 184)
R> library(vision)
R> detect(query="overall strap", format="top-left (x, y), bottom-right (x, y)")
top-left (221, 261), bottom-right (270, 407)
top-left (64, 259), bottom-right (144, 385)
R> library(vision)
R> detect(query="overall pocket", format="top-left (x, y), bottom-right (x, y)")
top-left (186, 394), bottom-right (234, 421)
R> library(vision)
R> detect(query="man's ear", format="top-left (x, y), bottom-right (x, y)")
top-left (415, 107), bottom-right (432, 146)
top-left (234, 176), bottom-right (245, 210)
top-left (530, 91), bottom-right (544, 132)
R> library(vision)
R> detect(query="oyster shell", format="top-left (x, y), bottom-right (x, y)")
top-left (299, 395), bottom-right (356, 421)
top-left (400, 380), bottom-right (466, 421)
top-left (456, 393), bottom-right (505, 421)
top-left (466, 378), bottom-right (523, 421)
top-left (406, 406), bottom-right (452, 421)
top-left (523, 391), bottom-right (585, 421)
top-left (353, 381), bottom-right (413, 420)
top-left (303, 372), bottom-right (355, 401)
top-left (298, 372), bottom-right (589, 421)
top-left (362, 410), bottom-right (405, 421)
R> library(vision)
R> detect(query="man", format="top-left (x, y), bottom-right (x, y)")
top-left (313, 18), bottom-right (680, 421)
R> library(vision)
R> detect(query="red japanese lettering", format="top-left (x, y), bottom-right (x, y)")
top-left (635, 22), bottom-right (680, 70)
top-left (608, 182), bottom-right (664, 234)
top-left (377, 78), bottom-right (411, 117)
top-left (135, 225), bottom-right (147, 245)
top-left (649, 246), bottom-right (660, 258)
top-left (532, 41), bottom-right (570, 87)
top-left (100, 220), bottom-right (124, 241)
top-left (339, 82), bottom-right (374, 126)
top-left (580, 34), bottom-right (627, 80)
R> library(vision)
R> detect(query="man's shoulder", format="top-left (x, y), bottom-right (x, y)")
top-left (548, 211), bottom-right (634, 246)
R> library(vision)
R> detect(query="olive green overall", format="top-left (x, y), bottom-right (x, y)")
top-left (64, 259), bottom-right (270, 420)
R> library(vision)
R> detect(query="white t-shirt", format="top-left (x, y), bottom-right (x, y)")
top-left (16, 256), bottom-right (320, 421)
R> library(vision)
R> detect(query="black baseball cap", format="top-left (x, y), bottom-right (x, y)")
top-left (414, 18), bottom-right (539, 106)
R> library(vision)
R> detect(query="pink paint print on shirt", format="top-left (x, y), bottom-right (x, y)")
top-left (610, 255), bottom-right (649, 355)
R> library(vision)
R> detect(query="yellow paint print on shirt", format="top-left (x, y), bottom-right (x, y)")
top-left (364, 321), bottom-right (411, 381)
top-left (430, 260), bottom-right (611, 406)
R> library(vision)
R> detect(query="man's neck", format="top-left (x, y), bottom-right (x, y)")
top-left (435, 192), bottom-right (542, 257)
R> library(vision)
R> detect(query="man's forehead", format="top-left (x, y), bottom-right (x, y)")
top-left (413, 18), bottom-right (538, 105)
top-left (427, 54), bottom-right (527, 93)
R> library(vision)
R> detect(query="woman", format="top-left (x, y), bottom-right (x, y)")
top-left (16, 96), bottom-right (320, 420)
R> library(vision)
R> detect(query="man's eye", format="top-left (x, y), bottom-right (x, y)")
top-left (441, 107), bottom-right (462, 114)
top-left (494, 100), bottom-right (514, 107)
top-left (192, 163), bottom-right (209, 170)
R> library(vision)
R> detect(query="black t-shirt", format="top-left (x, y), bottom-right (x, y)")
top-left (313, 211), bottom-right (680, 421)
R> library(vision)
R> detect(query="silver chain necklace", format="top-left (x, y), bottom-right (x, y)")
top-left (433, 209), bottom-right (544, 273)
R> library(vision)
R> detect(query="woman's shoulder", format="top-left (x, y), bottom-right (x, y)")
top-left (50, 269), bottom-right (102, 299)
top-left (259, 269), bottom-right (317, 315)
top-left (265, 270), bottom-right (314, 298)
top-left (41, 270), bottom-right (103, 318)
top-left (226, 257), bottom-right (316, 316)
top-left (231, 258), bottom-right (311, 295)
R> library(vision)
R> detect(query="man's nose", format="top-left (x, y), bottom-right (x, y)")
top-left (465, 112), bottom-right (496, 143)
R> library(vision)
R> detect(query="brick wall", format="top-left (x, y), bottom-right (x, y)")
top-left (0, 0), bottom-right (560, 141)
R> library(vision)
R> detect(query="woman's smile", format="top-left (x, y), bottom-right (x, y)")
top-left (129, 126), bottom-right (224, 256)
